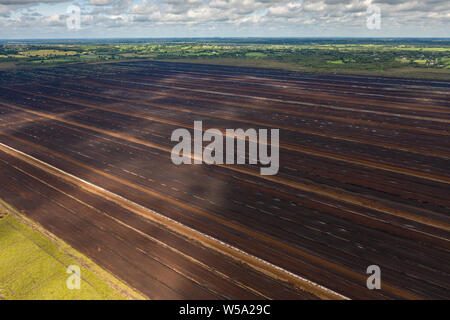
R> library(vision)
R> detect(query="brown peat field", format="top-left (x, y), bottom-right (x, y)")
top-left (0, 60), bottom-right (449, 299)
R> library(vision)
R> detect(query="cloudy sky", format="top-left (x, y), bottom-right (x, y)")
top-left (0, 0), bottom-right (448, 39)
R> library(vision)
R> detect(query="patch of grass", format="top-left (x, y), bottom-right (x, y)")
top-left (0, 200), bottom-right (145, 300)
top-left (20, 50), bottom-right (78, 57)
top-left (327, 60), bottom-right (344, 64)
top-left (245, 52), bottom-right (267, 58)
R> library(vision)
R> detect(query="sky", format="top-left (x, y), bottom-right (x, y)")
top-left (0, 0), bottom-right (448, 39)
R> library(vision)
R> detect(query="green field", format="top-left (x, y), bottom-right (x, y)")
top-left (0, 200), bottom-right (144, 300)
top-left (1, 39), bottom-right (449, 80)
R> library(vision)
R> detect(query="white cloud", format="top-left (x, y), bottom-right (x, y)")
top-left (268, 2), bottom-right (303, 17)
top-left (0, 0), bottom-right (448, 37)
top-left (89, 0), bottom-right (112, 5)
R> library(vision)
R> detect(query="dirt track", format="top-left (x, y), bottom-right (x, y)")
top-left (0, 61), bottom-right (448, 299)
